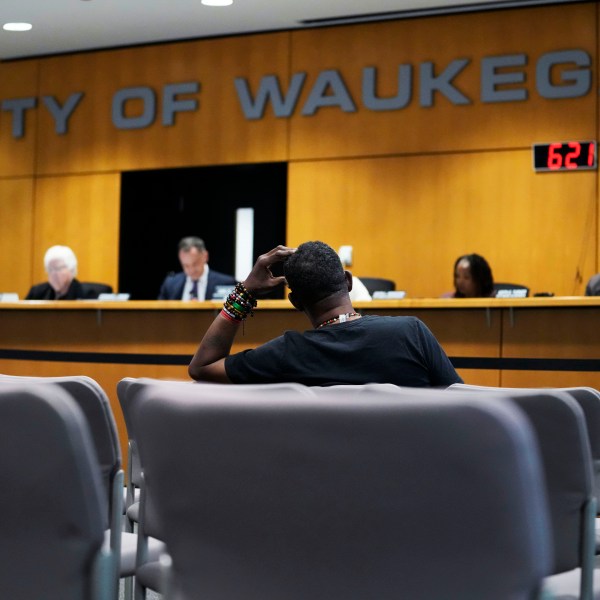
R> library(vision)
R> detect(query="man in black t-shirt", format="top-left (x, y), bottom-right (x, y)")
top-left (188, 241), bottom-right (462, 387)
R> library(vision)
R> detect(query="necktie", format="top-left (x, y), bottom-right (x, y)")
top-left (189, 280), bottom-right (199, 300)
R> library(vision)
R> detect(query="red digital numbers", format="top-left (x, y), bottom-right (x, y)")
top-left (547, 143), bottom-right (563, 169)
top-left (534, 141), bottom-right (597, 172)
top-left (548, 142), bottom-right (580, 170)
top-left (564, 142), bottom-right (581, 169)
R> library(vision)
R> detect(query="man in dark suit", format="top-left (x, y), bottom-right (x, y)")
top-left (25, 245), bottom-right (111, 300)
top-left (585, 274), bottom-right (600, 296)
top-left (158, 236), bottom-right (235, 301)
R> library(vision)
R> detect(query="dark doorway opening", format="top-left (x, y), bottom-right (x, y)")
top-left (119, 162), bottom-right (287, 299)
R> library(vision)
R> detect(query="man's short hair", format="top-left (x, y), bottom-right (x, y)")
top-left (178, 237), bottom-right (206, 253)
top-left (283, 241), bottom-right (347, 304)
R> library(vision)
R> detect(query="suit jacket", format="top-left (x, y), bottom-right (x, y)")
top-left (585, 274), bottom-right (600, 296)
top-left (158, 269), bottom-right (236, 300)
top-left (25, 279), bottom-right (110, 300)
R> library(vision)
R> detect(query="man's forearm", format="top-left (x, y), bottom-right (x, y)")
top-left (188, 313), bottom-right (240, 381)
top-left (188, 246), bottom-right (295, 382)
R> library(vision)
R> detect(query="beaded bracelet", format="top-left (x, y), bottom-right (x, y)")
top-left (221, 282), bottom-right (257, 323)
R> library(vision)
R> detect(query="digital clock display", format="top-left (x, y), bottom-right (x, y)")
top-left (533, 141), bottom-right (597, 172)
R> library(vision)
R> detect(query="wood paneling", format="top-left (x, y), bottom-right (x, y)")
top-left (0, 4), bottom-right (598, 309)
top-left (0, 61), bottom-right (39, 177)
top-left (0, 178), bottom-right (34, 296)
top-left (502, 307), bottom-right (600, 358)
top-left (501, 370), bottom-right (600, 389)
top-left (34, 33), bottom-right (291, 175)
top-left (287, 150), bottom-right (597, 297)
top-left (500, 307), bottom-right (600, 388)
top-left (288, 4), bottom-right (597, 159)
top-left (32, 174), bottom-right (121, 289)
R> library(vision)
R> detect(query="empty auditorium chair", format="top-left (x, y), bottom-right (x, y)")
top-left (0, 382), bottom-right (114, 600)
top-left (130, 383), bottom-right (552, 600)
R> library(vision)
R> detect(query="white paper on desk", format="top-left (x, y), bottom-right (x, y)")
top-left (0, 293), bottom-right (19, 302)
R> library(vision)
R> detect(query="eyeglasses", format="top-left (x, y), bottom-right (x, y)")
top-left (47, 264), bottom-right (69, 274)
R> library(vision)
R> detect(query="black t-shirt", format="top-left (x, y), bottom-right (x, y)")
top-left (225, 315), bottom-right (462, 387)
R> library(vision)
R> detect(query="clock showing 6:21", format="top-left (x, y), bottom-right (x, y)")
top-left (533, 141), bottom-right (597, 172)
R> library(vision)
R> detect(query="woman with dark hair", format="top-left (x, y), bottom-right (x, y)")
top-left (442, 253), bottom-right (494, 298)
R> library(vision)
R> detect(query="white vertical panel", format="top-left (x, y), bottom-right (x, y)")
top-left (235, 207), bottom-right (254, 281)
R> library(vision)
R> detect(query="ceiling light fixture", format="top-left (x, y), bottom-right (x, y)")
top-left (3, 22), bottom-right (33, 31)
top-left (201, 0), bottom-right (233, 6)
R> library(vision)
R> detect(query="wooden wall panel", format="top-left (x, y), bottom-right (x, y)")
top-left (32, 174), bottom-right (121, 289)
top-left (0, 178), bottom-right (34, 296)
top-left (34, 33), bottom-right (291, 175)
top-left (0, 4), bottom-right (598, 305)
top-left (0, 61), bottom-right (39, 177)
top-left (501, 307), bottom-right (600, 387)
top-left (288, 150), bottom-right (596, 297)
top-left (501, 370), bottom-right (600, 389)
top-left (288, 4), bottom-right (597, 159)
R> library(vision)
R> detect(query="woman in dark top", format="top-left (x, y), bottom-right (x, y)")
top-left (442, 253), bottom-right (494, 298)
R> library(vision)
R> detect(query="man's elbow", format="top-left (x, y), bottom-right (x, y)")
top-left (188, 361), bottom-right (231, 383)
top-left (188, 363), bottom-right (202, 381)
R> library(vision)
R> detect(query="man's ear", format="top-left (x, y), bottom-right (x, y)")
top-left (288, 291), bottom-right (303, 311)
top-left (344, 271), bottom-right (353, 291)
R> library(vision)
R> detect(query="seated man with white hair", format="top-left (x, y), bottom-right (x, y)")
top-left (25, 245), bottom-right (107, 300)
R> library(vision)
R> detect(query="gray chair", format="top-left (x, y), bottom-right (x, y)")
top-left (448, 383), bottom-right (598, 599)
top-left (358, 277), bottom-right (396, 296)
top-left (81, 282), bottom-right (114, 298)
top-left (131, 383), bottom-right (552, 600)
top-left (116, 377), bottom-right (314, 599)
top-left (309, 382), bottom-right (403, 396)
top-left (0, 374), bottom-right (154, 600)
top-left (117, 378), bottom-right (144, 533)
top-left (0, 382), bottom-right (113, 600)
top-left (450, 383), bottom-right (600, 559)
top-left (117, 378), bottom-right (193, 599)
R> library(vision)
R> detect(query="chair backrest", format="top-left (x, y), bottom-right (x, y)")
top-left (132, 384), bottom-right (552, 600)
top-left (0, 374), bottom-right (122, 528)
top-left (562, 387), bottom-right (600, 503)
top-left (447, 383), bottom-right (595, 584)
top-left (449, 383), bottom-right (600, 512)
top-left (0, 383), bottom-right (108, 600)
top-left (357, 277), bottom-right (396, 296)
top-left (82, 282), bottom-right (114, 298)
top-left (116, 378), bottom-right (314, 489)
top-left (493, 282), bottom-right (530, 297)
top-left (309, 382), bottom-right (403, 397)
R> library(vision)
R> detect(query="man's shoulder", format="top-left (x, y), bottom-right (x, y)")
top-left (161, 271), bottom-right (185, 288)
top-left (209, 270), bottom-right (236, 284)
top-left (362, 314), bottom-right (421, 326)
top-left (164, 271), bottom-right (185, 281)
top-left (158, 271), bottom-right (187, 299)
top-left (586, 273), bottom-right (600, 295)
top-left (26, 282), bottom-right (51, 298)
